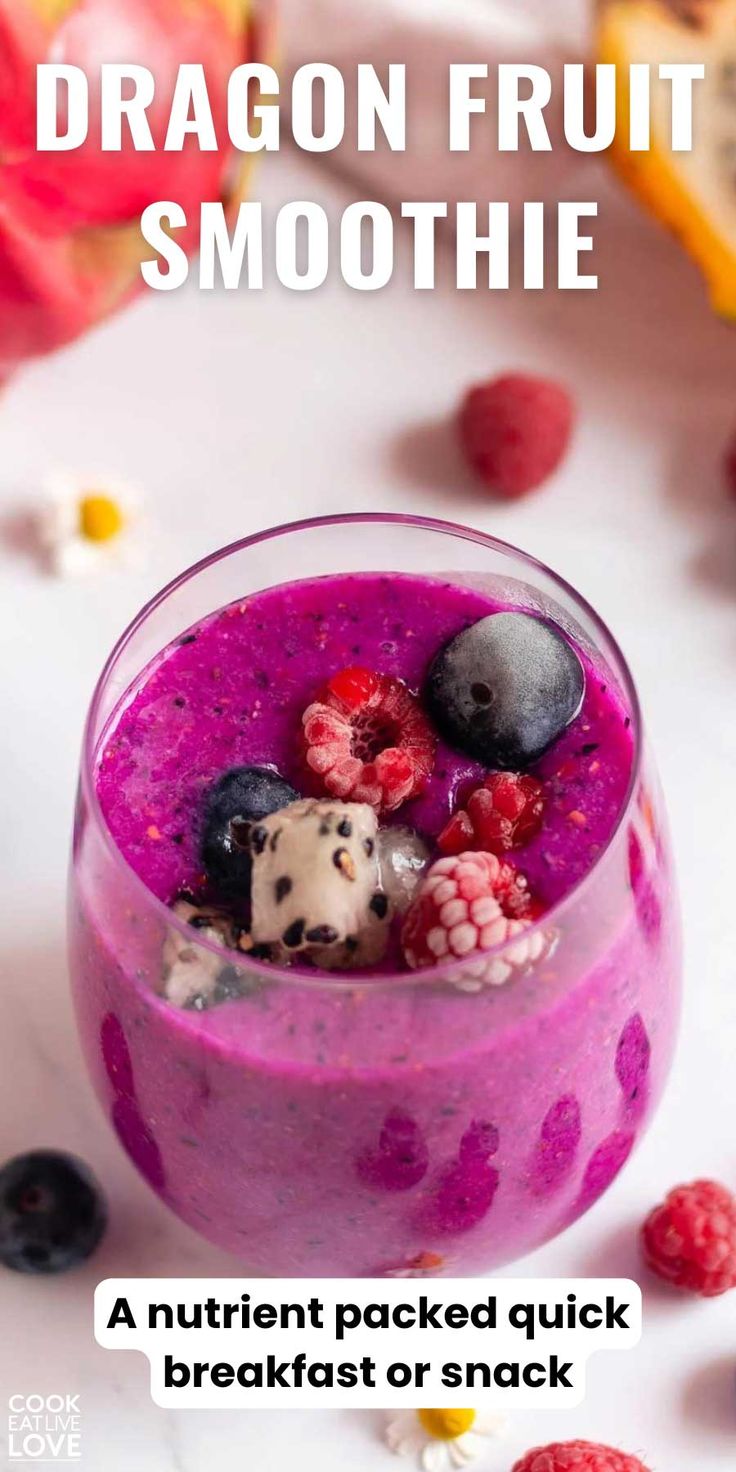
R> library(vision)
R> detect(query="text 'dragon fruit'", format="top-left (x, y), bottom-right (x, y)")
top-left (598, 0), bottom-right (736, 320)
top-left (425, 612), bottom-right (585, 769)
top-left (0, 0), bottom-right (264, 383)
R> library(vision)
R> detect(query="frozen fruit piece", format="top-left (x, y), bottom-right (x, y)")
top-left (598, 0), bottom-right (736, 322)
top-left (377, 825), bottom-right (431, 914)
top-left (512, 1441), bottom-right (650, 1472)
top-left (641, 1178), bottom-right (736, 1297)
top-left (401, 851), bottom-right (548, 986)
top-left (249, 799), bottom-right (390, 970)
top-left (425, 613), bottom-right (584, 768)
top-left (162, 899), bottom-right (248, 1010)
top-left (439, 772), bottom-right (545, 856)
top-left (302, 666), bottom-right (436, 815)
top-left (0, 1151), bottom-right (107, 1274)
top-left (437, 809), bottom-right (475, 857)
top-left (459, 373), bottom-right (574, 497)
top-left (200, 765), bottom-right (299, 900)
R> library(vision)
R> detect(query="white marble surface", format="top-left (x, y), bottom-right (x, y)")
top-left (0, 148), bottom-right (735, 1470)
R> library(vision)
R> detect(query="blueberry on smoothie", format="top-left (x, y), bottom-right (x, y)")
top-left (200, 765), bottom-right (299, 899)
top-left (0, 1151), bottom-right (107, 1274)
top-left (425, 612), bottom-right (585, 768)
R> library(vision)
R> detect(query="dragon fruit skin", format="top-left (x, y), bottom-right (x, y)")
top-left (0, 0), bottom-right (261, 382)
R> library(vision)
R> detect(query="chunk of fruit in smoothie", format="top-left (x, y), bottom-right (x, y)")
top-left (425, 612), bottom-right (584, 767)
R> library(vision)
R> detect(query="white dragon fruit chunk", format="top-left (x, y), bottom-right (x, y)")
top-left (162, 899), bottom-right (243, 1009)
top-left (249, 799), bottom-right (391, 970)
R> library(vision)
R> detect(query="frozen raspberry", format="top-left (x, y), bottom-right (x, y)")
top-left (436, 809), bottom-right (475, 857)
top-left (439, 772), bottom-right (544, 856)
top-left (511, 1442), bottom-right (650, 1472)
top-left (401, 850), bottom-right (547, 984)
top-left (459, 373), bottom-right (574, 498)
top-left (302, 666), bottom-right (436, 815)
top-left (641, 1179), bottom-right (736, 1297)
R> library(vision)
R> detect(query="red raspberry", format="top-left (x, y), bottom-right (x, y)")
top-left (439, 772), bottom-right (544, 857)
top-left (302, 666), bottom-right (436, 816)
top-left (641, 1179), bottom-right (736, 1297)
top-left (437, 809), bottom-right (475, 857)
top-left (459, 373), bottom-right (574, 498)
top-left (511, 1442), bottom-right (650, 1472)
top-left (401, 851), bottom-right (547, 983)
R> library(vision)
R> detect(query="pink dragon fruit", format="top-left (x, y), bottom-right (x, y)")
top-left (0, 0), bottom-right (266, 382)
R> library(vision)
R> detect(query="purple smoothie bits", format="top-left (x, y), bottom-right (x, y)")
top-left (419, 1120), bottom-right (501, 1237)
top-left (356, 1110), bottom-right (430, 1193)
top-left (527, 1094), bottom-right (583, 1199)
top-left (578, 1130), bottom-right (636, 1210)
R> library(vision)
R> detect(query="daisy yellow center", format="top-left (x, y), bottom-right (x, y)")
top-left (417, 1410), bottom-right (476, 1441)
top-left (79, 494), bottom-right (124, 543)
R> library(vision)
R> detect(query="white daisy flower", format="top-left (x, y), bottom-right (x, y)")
top-left (34, 472), bottom-right (144, 576)
top-left (386, 1409), bottom-right (504, 1472)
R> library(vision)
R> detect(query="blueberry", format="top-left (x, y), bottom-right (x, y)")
top-left (0, 1151), bottom-right (107, 1275)
top-left (200, 765), bottom-right (298, 898)
top-left (425, 612), bottom-right (585, 768)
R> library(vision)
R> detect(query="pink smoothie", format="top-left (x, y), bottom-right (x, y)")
top-left (69, 572), bottom-right (680, 1275)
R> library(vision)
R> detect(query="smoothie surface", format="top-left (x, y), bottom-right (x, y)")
top-left (96, 571), bottom-right (634, 964)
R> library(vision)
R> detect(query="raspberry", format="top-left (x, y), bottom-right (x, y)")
top-left (641, 1179), bottom-right (736, 1297)
top-left (511, 1442), bottom-right (650, 1472)
top-left (437, 810), bottom-right (475, 857)
top-left (459, 373), bottom-right (574, 498)
top-left (302, 666), bottom-right (436, 815)
top-left (401, 850), bottom-right (548, 984)
top-left (439, 772), bottom-right (544, 856)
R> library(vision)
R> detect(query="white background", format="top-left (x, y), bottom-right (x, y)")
top-left (0, 146), bottom-right (734, 1469)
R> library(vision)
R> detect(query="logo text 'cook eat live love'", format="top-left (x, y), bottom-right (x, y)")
top-left (7, 1395), bottom-right (81, 1463)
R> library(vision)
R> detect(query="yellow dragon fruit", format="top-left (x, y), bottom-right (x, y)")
top-left (598, 0), bottom-right (736, 319)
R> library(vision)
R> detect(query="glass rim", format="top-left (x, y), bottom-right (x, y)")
top-left (80, 511), bottom-right (643, 993)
